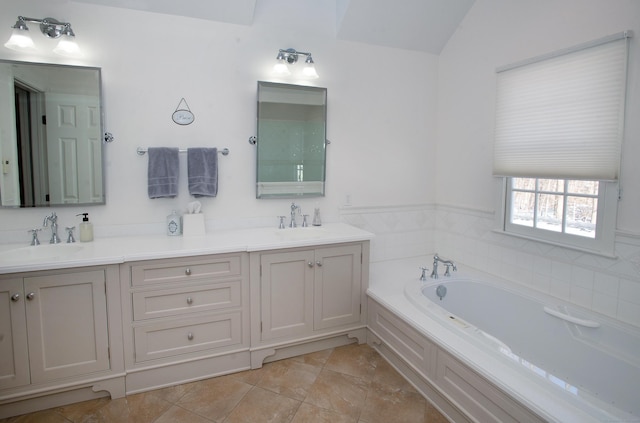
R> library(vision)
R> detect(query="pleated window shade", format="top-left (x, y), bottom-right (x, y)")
top-left (493, 33), bottom-right (630, 181)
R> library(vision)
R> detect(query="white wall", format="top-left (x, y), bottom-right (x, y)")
top-left (434, 0), bottom-right (640, 327)
top-left (437, 0), bottom-right (640, 234)
top-left (0, 0), bottom-right (438, 240)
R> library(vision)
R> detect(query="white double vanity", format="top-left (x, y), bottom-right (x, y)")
top-left (0, 223), bottom-right (372, 418)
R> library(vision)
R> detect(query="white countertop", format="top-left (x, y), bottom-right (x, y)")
top-left (0, 223), bottom-right (373, 274)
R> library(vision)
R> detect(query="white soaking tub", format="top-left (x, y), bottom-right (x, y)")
top-left (366, 258), bottom-right (640, 423)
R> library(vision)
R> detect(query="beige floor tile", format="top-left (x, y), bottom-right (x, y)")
top-left (149, 382), bottom-right (196, 404)
top-left (89, 393), bottom-right (173, 423)
top-left (177, 376), bottom-right (251, 422)
top-left (290, 403), bottom-right (357, 423)
top-left (54, 397), bottom-right (111, 422)
top-left (0, 410), bottom-right (71, 423)
top-left (224, 386), bottom-right (300, 423)
top-left (304, 369), bottom-right (369, 419)
top-left (425, 403), bottom-right (450, 423)
top-left (2, 345), bottom-right (450, 423)
top-left (372, 358), bottom-right (417, 393)
top-left (257, 358), bottom-right (322, 401)
top-left (359, 383), bottom-right (426, 423)
top-left (228, 367), bottom-right (266, 386)
top-left (154, 405), bottom-right (213, 423)
top-left (324, 343), bottom-right (378, 381)
top-left (290, 348), bottom-right (333, 368)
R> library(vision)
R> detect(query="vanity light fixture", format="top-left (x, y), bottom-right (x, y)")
top-left (4, 16), bottom-right (80, 56)
top-left (272, 48), bottom-right (319, 79)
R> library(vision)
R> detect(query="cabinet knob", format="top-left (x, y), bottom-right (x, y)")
top-left (10, 293), bottom-right (20, 302)
top-left (186, 297), bottom-right (193, 305)
top-left (26, 292), bottom-right (35, 300)
top-left (185, 268), bottom-right (192, 276)
top-left (308, 261), bottom-right (314, 268)
top-left (316, 261), bottom-right (323, 267)
top-left (187, 332), bottom-right (194, 341)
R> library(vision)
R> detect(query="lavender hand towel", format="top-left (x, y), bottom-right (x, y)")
top-left (188, 148), bottom-right (218, 197)
top-left (147, 147), bottom-right (179, 198)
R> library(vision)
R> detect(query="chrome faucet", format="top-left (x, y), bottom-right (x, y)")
top-left (290, 202), bottom-right (301, 228)
top-left (43, 212), bottom-right (61, 244)
top-left (28, 228), bottom-right (41, 246)
top-left (430, 253), bottom-right (457, 279)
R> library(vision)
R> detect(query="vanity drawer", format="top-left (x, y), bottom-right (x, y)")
top-left (133, 311), bottom-right (242, 362)
top-left (132, 280), bottom-right (242, 321)
top-left (130, 254), bottom-right (242, 287)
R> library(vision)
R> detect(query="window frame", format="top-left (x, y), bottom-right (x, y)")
top-left (499, 178), bottom-right (617, 257)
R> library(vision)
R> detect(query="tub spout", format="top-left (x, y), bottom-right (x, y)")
top-left (431, 253), bottom-right (457, 279)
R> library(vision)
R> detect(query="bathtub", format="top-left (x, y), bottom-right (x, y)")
top-left (366, 257), bottom-right (640, 423)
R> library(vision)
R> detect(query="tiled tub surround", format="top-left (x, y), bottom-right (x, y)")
top-left (341, 204), bottom-right (640, 328)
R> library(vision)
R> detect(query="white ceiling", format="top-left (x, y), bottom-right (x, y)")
top-left (71, 0), bottom-right (475, 54)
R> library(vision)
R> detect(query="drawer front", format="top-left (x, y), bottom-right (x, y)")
top-left (132, 280), bottom-right (242, 321)
top-left (133, 312), bottom-right (242, 362)
top-left (131, 254), bottom-right (242, 287)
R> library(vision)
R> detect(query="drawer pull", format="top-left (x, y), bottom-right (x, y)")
top-left (187, 332), bottom-right (194, 341)
top-left (185, 268), bottom-right (192, 276)
top-left (186, 297), bottom-right (193, 305)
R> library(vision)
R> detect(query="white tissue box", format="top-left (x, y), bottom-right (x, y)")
top-left (182, 214), bottom-right (205, 237)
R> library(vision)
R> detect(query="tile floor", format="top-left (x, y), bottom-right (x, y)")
top-left (0, 343), bottom-right (449, 423)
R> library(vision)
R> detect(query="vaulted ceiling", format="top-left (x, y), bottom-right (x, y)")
top-left (72, 0), bottom-right (475, 54)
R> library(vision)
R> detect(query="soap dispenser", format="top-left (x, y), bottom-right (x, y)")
top-left (77, 213), bottom-right (94, 242)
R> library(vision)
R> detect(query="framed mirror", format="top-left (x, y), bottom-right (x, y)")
top-left (256, 81), bottom-right (327, 198)
top-left (0, 60), bottom-right (104, 207)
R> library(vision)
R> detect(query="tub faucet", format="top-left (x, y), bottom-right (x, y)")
top-left (43, 212), bottom-right (61, 244)
top-left (290, 202), bottom-right (301, 228)
top-left (430, 253), bottom-right (457, 279)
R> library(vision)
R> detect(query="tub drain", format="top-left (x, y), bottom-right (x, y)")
top-left (436, 285), bottom-right (447, 300)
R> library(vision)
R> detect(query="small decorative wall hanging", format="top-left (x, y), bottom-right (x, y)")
top-left (171, 98), bottom-right (195, 125)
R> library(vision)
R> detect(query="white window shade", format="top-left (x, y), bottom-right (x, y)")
top-left (493, 33), bottom-right (630, 180)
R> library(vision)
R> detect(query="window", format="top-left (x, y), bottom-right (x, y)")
top-left (505, 178), bottom-right (617, 254)
top-left (494, 32), bottom-right (630, 255)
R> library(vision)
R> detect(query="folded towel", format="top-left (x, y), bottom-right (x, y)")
top-left (147, 147), bottom-right (179, 198)
top-left (188, 148), bottom-right (218, 197)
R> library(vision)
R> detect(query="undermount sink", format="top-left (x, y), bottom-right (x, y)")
top-left (0, 244), bottom-right (84, 261)
top-left (275, 227), bottom-right (329, 240)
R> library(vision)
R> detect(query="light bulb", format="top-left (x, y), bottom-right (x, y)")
top-left (272, 60), bottom-right (291, 76)
top-left (4, 27), bottom-right (35, 51)
top-left (302, 63), bottom-right (319, 79)
top-left (53, 34), bottom-right (80, 56)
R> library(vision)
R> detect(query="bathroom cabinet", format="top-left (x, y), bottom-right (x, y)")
top-left (120, 252), bottom-right (251, 393)
top-left (0, 266), bottom-right (125, 418)
top-left (249, 242), bottom-right (369, 367)
top-left (0, 223), bottom-right (373, 416)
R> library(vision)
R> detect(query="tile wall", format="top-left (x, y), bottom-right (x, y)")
top-left (341, 204), bottom-right (640, 328)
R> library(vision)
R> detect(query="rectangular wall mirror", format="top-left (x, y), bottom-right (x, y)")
top-left (0, 60), bottom-right (105, 208)
top-left (256, 81), bottom-right (327, 198)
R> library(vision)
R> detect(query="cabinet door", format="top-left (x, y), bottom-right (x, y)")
top-left (260, 250), bottom-right (314, 341)
top-left (0, 278), bottom-right (30, 389)
top-left (314, 244), bottom-right (362, 330)
top-left (24, 269), bottom-right (110, 382)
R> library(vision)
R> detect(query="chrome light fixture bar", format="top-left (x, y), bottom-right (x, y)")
top-left (273, 48), bottom-right (319, 79)
top-left (4, 16), bottom-right (80, 56)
